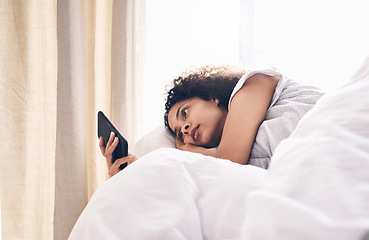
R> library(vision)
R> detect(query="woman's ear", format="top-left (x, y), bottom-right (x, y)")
top-left (210, 96), bottom-right (220, 105)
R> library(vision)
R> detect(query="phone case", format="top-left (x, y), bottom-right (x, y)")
top-left (97, 111), bottom-right (128, 170)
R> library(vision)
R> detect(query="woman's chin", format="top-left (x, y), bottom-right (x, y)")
top-left (198, 132), bottom-right (221, 148)
top-left (202, 139), bottom-right (220, 148)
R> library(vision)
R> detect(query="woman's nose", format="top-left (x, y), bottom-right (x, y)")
top-left (182, 123), bottom-right (190, 135)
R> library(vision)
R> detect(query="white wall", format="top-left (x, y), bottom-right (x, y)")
top-left (134, 0), bottom-right (369, 142)
top-left (241, 0), bottom-right (369, 91)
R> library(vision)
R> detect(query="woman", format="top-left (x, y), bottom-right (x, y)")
top-left (100, 65), bottom-right (323, 176)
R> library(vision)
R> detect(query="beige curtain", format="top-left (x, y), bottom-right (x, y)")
top-left (0, 0), bottom-right (144, 239)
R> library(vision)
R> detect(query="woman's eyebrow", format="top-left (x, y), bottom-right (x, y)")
top-left (176, 103), bottom-right (185, 120)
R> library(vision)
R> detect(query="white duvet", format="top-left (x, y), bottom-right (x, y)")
top-left (69, 56), bottom-right (369, 240)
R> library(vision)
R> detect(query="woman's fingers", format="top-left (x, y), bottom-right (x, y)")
top-left (112, 155), bottom-right (136, 168)
top-left (106, 137), bottom-right (119, 155)
top-left (105, 132), bottom-right (117, 152)
top-left (175, 137), bottom-right (197, 152)
top-left (99, 137), bottom-right (105, 154)
top-left (99, 132), bottom-right (115, 154)
top-left (105, 155), bottom-right (113, 170)
top-left (99, 134), bottom-right (138, 177)
top-left (108, 154), bottom-right (137, 177)
top-left (99, 133), bottom-right (118, 169)
top-left (106, 132), bottom-right (114, 146)
top-left (126, 154), bottom-right (138, 165)
top-left (175, 137), bottom-right (185, 148)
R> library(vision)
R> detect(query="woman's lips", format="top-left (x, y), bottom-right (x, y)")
top-left (191, 125), bottom-right (199, 142)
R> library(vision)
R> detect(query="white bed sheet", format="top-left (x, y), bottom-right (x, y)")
top-left (69, 56), bottom-right (369, 240)
top-left (243, 56), bottom-right (369, 239)
top-left (69, 149), bottom-right (266, 239)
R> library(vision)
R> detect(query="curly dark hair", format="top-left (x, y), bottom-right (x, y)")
top-left (164, 65), bottom-right (248, 133)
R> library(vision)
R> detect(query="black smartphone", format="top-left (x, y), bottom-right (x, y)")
top-left (97, 111), bottom-right (128, 170)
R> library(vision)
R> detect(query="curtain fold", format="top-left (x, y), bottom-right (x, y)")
top-left (0, 0), bottom-right (144, 239)
top-left (54, 0), bottom-right (90, 239)
top-left (0, 1), bottom-right (57, 239)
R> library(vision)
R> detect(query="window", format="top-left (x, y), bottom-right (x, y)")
top-left (137, 0), bottom-right (241, 139)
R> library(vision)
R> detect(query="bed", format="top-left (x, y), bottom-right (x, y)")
top-left (68, 56), bottom-right (369, 240)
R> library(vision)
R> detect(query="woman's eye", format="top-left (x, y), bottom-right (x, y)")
top-left (182, 108), bottom-right (188, 119)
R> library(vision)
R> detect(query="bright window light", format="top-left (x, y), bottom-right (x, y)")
top-left (135, 0), bottom-right (369, 140)
top-left (137, 0), bottom-right (241, 140)
top-left (241, 0), bottom-right (369, 91)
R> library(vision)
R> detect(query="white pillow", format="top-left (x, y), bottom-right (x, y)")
top-left (131, 125), bottom-right (175, 157)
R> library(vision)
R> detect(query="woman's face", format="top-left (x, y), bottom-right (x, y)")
top-left (167, 97), bottom-right (227, 148)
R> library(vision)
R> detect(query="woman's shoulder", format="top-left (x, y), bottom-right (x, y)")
top-left (228, 69), bottom-right (285, 109)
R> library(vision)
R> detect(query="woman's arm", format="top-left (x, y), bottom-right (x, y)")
top-left (216, 73), bottom-right (280, 164)
top-left (176, 73), bottom-right (279, 164)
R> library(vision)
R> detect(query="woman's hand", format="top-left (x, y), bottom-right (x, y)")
top-left (174, 137), bottom-right (186, 150)
top-left (175, 137), bottom-right (217, 157)
top-left (99, 132), bottom-right (138, 177)
top-left (105, 152), bottom-right (137, 178)
top-left (175, 137), bottom-right (198, 152)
